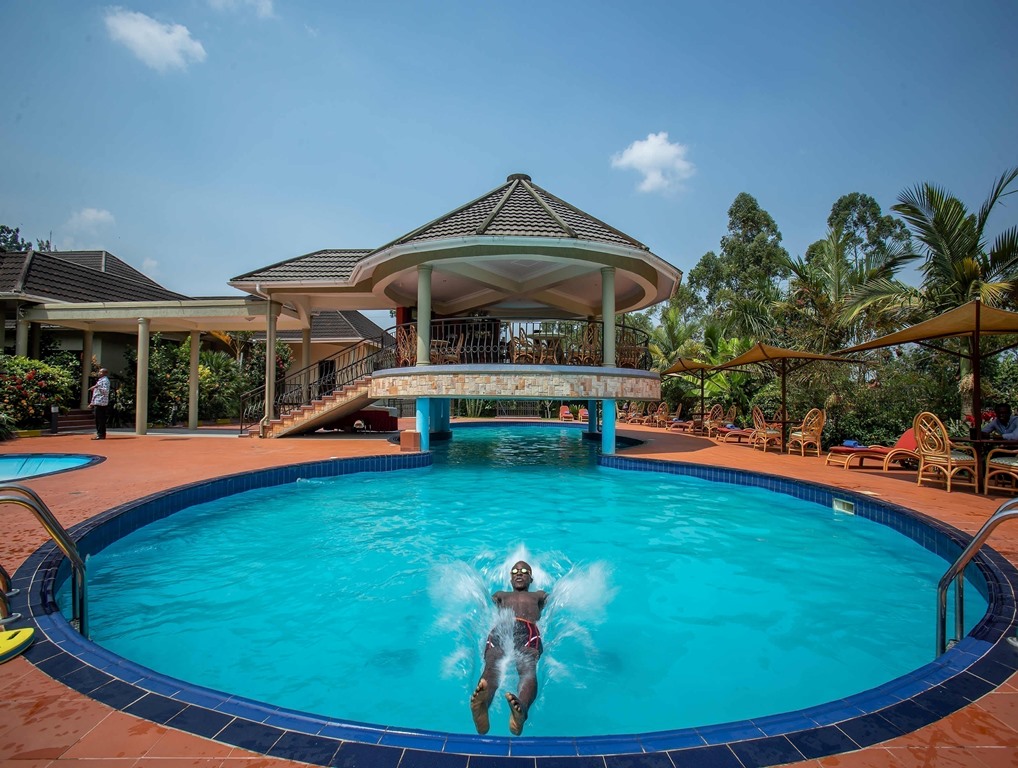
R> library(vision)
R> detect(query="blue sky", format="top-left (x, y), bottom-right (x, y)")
top-left (2, 1), bottom-right (1016, 329)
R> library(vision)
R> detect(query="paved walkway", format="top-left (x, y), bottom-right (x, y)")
top-left (1, 424), bottom-right (1017, 767)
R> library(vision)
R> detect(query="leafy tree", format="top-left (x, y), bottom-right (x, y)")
top-left (776, 223), bottom-right (908, 352)
top-left (0, 224), bottom-right (52, 252)
top-left (806, 193), bottom-right (910, 267)
top-left (848, 167), bottom-right (1018, 319)
top-left (687, 193), bottom-right (790, 317)
top-left (0, 225), bottom-right (30, 252)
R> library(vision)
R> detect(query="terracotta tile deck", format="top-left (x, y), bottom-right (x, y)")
top-left (1, 422), bottom-right (1017, 767)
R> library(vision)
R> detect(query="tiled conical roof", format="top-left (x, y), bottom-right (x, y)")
top-left (384, 173), bottom-right (648, 252)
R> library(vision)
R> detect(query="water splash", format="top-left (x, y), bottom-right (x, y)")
top-left (429, 548), bottom-right (615, 695)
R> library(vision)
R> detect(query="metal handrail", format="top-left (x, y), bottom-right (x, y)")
top-left (237, 317), bottom-right (653, 434)
top-left (0, 483), bottom-right (88, 637)
top-left (936, 496), bottom-right (1018, 655)
top-left (238, 334), bottom-right (396, 433)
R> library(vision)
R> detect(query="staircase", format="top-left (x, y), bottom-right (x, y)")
top-left (58, 408), bottom-right (95, 434)
top-left (250, 376), bottom-right (376, 438)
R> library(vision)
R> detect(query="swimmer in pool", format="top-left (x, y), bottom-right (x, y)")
top-left (470, 560), bottom-right (548, 736)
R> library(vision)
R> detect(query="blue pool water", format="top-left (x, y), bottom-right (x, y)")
top-left (75, 427), bottom-right (984, 738)
top-left (0, 454), bottom-right (94, 481)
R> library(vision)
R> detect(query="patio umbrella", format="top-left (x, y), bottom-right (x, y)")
top-left (713, 343), bottom-right (861, 451)
top-left (661, 357), bottom-right (715, 426)
top-left (836, 299), bottom-right (1018, 435)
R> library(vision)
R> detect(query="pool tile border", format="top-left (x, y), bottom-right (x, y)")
top-left (11, 443), bottom-right (1018, 767)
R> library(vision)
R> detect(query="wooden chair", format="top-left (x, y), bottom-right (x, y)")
top-left (568, 323), bottom-right (600, 366)
top-left (436, 334), bottom-right (464, 364)
top-left (720, 405), bottom-right (763, 444)
top-left (624, 402), bottom-right (648, 424)
top-left (509, 330), bottom-right (537, 364)
top-left (700, 404), bottom-right (725, 437)
top-left (649, 403), bottom-right (671, 427)
top-left (787, 408), bottom-right (826, 457)
top-left (395, 325), bottom-right (417, 366)
top-left (636, 402), bottom-right (663, 425)
top-left (707, 405), bottom-right (737, 438)
top-left (984, 446), bottom-right (1018, 495)
top-left (913, 411), bottom-right (978, 493)
top-left (767, 406), bottom-right (787, 430)
top-left (751, 406), bottom-right (784, 452)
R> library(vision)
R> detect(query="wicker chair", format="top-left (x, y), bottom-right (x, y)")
top-left (984, 446), bottom-right (1018, 495)
top-left (913, 411), bottom-right (978, 493)
top-left (787, 408), bottom-right (826, 457)
top-left (395, 325), bottom-right (417, 367)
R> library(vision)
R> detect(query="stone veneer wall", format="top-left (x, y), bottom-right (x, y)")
top-left (369, 365), bottom-right (660, 400)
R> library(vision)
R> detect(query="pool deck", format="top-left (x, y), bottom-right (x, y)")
top-left (1, 421), bottom-right (1018, 768)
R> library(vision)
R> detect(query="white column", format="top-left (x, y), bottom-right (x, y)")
top-left (135, 317), bottom-right (150, 435)
top-left (261, 301), bottom-right (277, 436)
top-left (15, 317), bottom-right (28, 357)
top-left (188, 331), bottom-right (200, 430)
top-left (301, 326), bottom-right (312, 402)
top-left (601, 267), bottom-right (616, 367)
top-left (416, 265), bottom-right (433, 366)
top-left (80, 330), bottom-right (93, 409)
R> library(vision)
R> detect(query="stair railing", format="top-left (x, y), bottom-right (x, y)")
top-left (936, 496), bottom-right (1018, 655)
top-left (239, 332), bottom-right (396, 433)
top-left (0, 483), bottom-right (88, 636)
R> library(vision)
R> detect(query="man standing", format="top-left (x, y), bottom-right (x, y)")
top-left (88, 367), bottom-right (111, 440)
top-left (469, 560), bottom-right (548, 736)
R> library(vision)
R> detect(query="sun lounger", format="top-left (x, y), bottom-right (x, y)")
top-left (824, 428), bottom-right (918, 470)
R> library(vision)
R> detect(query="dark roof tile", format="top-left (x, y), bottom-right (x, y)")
top-left (1, 251), bottom-right (187, 302)
top-left (232, 250), bottom-right (372, 283)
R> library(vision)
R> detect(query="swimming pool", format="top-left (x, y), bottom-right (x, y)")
top-left (74, 426), bottom-right (985, 736)
top-left (0, 453), bottom-right (100, 481)
top-left (17, 424), bottom-right (1018, 764)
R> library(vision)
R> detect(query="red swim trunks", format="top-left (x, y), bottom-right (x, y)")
top-left (486, 617), bottom-right (543, 655)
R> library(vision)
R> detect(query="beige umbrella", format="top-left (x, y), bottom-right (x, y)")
top-left (662, 357), bottom-right (715, 426)
top-left (836, 299), bottom-right (1018, 433)
top-left (713, 343), bottom-right (861, 451)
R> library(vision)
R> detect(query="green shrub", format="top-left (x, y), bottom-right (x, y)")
top-left (0, 355), bottom-right (76, 428)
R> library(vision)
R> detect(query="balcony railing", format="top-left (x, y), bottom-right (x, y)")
top-left (394, 318), bottom-right (651, 369)
top-left (238, 317), bottom-right (651, 433)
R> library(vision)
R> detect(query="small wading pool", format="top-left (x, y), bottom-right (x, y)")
top-left (19, 425), bottom-right (1018, 764)
top-left (0, 453), bottom-right (100, 482)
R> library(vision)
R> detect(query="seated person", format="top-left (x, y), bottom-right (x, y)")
top-left (982, 403), bottom-right (1018, 440)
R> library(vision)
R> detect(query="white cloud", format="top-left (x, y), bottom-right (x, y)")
top-left (66, 208), bottom-right (116, 232)
top-left (208, 0), bottom-right (274, 18)
top-left (610, 132), bottom-right (695, 193)
top-left (104, 8), bottom-right (207, 72)
top-left (141, 257), bottom-right (161, 277)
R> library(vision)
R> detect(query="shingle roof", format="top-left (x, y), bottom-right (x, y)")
top-left (0, 251), bottom-right (188, 302)
top-left (54, 251), bottom-right (167, 291)
top-left (231, 249), bottom-right (372, 283)
top-left (271, 311), bottom-right (390, 342)
top-left (232, 175), bottom-right (651, 286)
top-left (384, 173), bottom-right (648, 251)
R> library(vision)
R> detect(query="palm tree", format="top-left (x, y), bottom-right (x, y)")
top-left (845, 167), bottom-right (1018, 415)
top-left (847, 167), bottom-right (1018, 318)
top-left (777, 224), bottom-right (908, 351)
top-left (648, 306), bottom-right (699, 372)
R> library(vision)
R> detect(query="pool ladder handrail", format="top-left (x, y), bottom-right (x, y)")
top-left (0, 483), bottom-right (88, 637)
top-left (936, 496), bottom-right (1018, 656)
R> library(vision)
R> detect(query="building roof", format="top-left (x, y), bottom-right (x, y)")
top-left (273, 310), bottom-right (389, 342)
top-left (231, 249), bottom-right (372, 284)
top-left (0, 250), bottom-right (188, 303)
top-left (383, 173), bottom-right (648, 251)
top-left (230, 173), bottom-right (682, 319)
